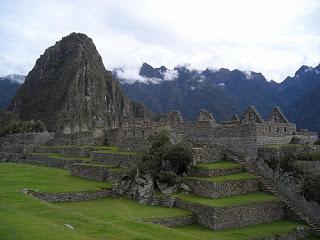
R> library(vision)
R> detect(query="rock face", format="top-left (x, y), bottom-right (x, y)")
top-left (8, 33), bottom-right (150, 132)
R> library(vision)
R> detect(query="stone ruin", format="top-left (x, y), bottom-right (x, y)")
top-left (104, 106), bottom-right (318, 158)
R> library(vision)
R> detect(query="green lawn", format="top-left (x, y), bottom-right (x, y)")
top-left (55, 197), bottom-right (192, 221)
top-left (173, 192), bottom-right (278, 208)
top-left (0, 163), bottom-right (307, 240)
top-left (186, 173), bottom-right (256, 182)
top-left (194, 161), bottom-right (242, 170)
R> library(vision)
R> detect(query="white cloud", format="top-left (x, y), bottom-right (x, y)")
top-left (0, 0), bottom-right (319, 82)
top-left (162, 69), bottom-right (179, 81)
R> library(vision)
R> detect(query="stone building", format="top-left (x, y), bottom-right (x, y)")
top-left (105, 106), bottom-right (318, 158)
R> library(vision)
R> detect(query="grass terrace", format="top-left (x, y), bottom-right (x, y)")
top-left (0, 163), bottom-right (309, 240)
top-left (185, 173), bottom-right (256, 182)
top-left (194, 161), bottom-right (242, 170)
top-left (172, 192), bottom-right (278, 208)
top-left (31, 152), bottom-right (91, 161)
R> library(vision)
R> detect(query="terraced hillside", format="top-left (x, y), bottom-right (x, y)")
top-left (0, 143), bottom-right (316, 239)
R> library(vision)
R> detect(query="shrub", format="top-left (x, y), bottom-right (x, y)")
top-left (139, 130), bottom-right (192, 176)
top-left (303, 176), bottom-right (320, 204)
top-left (156, 171), bottom-right (179, 186)
top-left (290, 136), bottom-right (300, 144)
top-left (162, 144), bottom-right (192, 175)
top-left (314, 139), bottom-right (320, 145)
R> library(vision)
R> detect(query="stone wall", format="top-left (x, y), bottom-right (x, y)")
top-left (70, 163), bottom-right (134, 182)
top-left (20, 154), bottom-right (88, 169)
top-left (189, 165), bottom-right (244, 177)
top-left (175, 198), bottom-right (285, 230)
top-left (70, 164), bottom-right (109, 181)
top-left (0, 152), bottom-right (23, 162)
top-left (0, 132), bottom-right (54, 145)
top-left (34, 146), bottom-right (91, 158)
top-left (91, 152), bottom-right (141, 168)
top-left (26, 189), bottom-right (114, 203)
top-left (146, 215), bottom-right (195, 227)
top-left (183, 178), bottom-right (260, 198)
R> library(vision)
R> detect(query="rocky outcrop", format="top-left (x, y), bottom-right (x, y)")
top-left (8, 33), bottom-right (151, 132)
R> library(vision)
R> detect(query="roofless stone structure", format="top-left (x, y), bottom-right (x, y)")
top-left (105, 106), bottom-right (318, 157)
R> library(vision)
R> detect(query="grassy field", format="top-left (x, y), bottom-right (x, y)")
top-left (186, 172), bottom-right (256, 182)
top-left (0, 163), bottom-right (308, 240)
top-left (194, 161), bottom-right (242, 170)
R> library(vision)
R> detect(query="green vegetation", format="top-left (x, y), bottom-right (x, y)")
top-left (297, 152), bottom-right (320, 161)
top-left (185, 173), bottom-right (256, 182)
top-left (0, 120), bottom-right (45, 137)
top-left (172, 192), bottom-right (277, 208)
top-left (30, 152), bottom-right (90, 161)
top-left (139, 130), bottom-right (192, 175)
top-left (194, 161), bottom-right (242, 170)
top-left (0, 163), bottom-right (111, 192)
top-left (0, 163), bottom-right (306, 239)
top-left (55, 197), bottom-right (192, 221)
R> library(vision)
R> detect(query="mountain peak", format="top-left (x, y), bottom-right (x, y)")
top-left (8, 33), bottom-right (150, 132)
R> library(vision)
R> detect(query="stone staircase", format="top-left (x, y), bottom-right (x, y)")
top-left (225, 151), bottom-right (320, 236)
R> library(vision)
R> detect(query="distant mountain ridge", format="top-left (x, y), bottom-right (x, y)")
top-left (0, 75), bottom-right (25, 109)
top-left (116, 62), bottom-right (320, 133)
top-left (2, 61), bottom-right (320, 133)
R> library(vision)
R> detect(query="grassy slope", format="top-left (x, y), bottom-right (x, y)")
top-left (0, 163), bottom-right (306, 240)
top-left (195, 161), bottom-right (242, 169)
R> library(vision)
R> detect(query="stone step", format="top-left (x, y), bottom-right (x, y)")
top-left (34, 145), bottom-right (91, 158)
top-left (24, 153), bottom-right (90, 169)
top-left (144, 214), bottom-right (196, 227)
top-left (70, 163), bottom-right (134, 182)
top-left (91, 151), bottom-right (140, 168)
top-left (175, 220), bottom-right (310, 240)
top-left (183, 173), bottom-right (260, 198)
top-left (189, 161), bottom-right (244, 177)
top-left (168, 192), bottom-right (285, 230)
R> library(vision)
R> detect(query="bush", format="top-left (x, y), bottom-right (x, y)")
top-left (0, 118), bottom-right (46, 137)
top-left (290, 136), bottom-right (300, 144)
top-left (314, 139), bottom-right (320, 145)
top-left (139, 130), bottom-right (192, 176)
top-left (303, 176), bottom-right (320, 204)
top-left (162, 144), bottom-right (192, 175)
top-left (156, 171), bottom-right (179, 186)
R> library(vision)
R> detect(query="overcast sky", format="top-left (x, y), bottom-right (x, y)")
top-left (1, 0), bottom-right (320, 82)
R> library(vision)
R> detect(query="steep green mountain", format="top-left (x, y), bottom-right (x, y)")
top-left (8, 33), bottom-right (150, 132)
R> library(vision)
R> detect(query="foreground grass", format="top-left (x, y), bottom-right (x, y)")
top-left (173, 192), bottom-right (277, 208)
top-left (0, 163), bottom-right (111, 192)
top-left (186, 173), bottom-right (256, 182)
top-left (0, 163), bottom-right (307, 240)
top-left (195, 161), bottom-right (242, 170)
